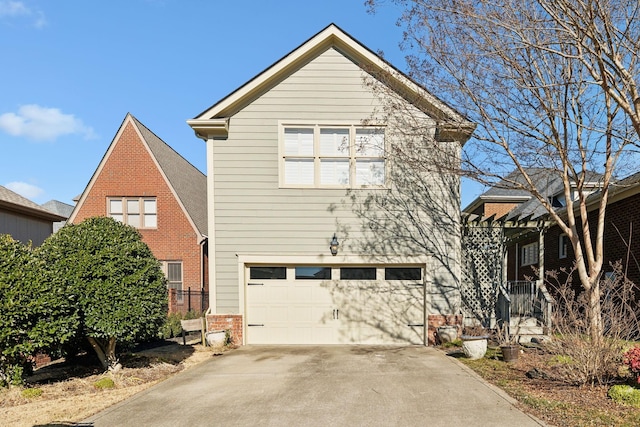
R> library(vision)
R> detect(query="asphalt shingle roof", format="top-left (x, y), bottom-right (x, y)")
top-left (130, 115), bottom-right (208, 236)
top-left (469, 168), bottom-right (604, 221)
top-left (0, 185), bottom-right (66, 221)
top-left (40, 200), bottom-right (74, 218)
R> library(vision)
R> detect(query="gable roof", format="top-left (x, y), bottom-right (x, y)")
top-left (0, 185), bottom-right (65, 221)
top-left (130, 116), bottom-right (208, 235)
top-left (69, 114), bottom-right (207, 236)
top-left (187, 23), bottom-right (475, 142)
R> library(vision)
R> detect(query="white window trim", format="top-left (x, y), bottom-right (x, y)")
top-left (161, 260), bottom-right (183, 302)
top-left (521, 242), bottom-right (539, 266)
top-left (279, 122), bottom-right (386, 189)
top-left (107, 197), bottom-right (157, 229)
top-left (559, 234), bottom-right (568, 259)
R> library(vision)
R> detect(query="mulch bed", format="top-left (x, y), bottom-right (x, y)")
top-left (455, 345), bottom-right (640, 426)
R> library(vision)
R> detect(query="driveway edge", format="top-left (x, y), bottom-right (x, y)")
top-left (439, 349), bottom-right (549, 426)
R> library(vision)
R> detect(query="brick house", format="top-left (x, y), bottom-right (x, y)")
top-left (461, 168), bottom-right (604, 330)
top-left (461, 168), bottom-right (640, 333)
top-left (68, 114), bottom-right (208, 314)
top-left (464, 168), bottom-right (602, 283)
top-left (545, 171), bottom-right (640, 287)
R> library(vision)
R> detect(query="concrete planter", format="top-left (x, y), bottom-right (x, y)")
top-left (461, 335), bottom-right (488, 360)
top-left (436, 325), bottom-right (459, 344)
top-left (206, 330), bottom-right (226, 346)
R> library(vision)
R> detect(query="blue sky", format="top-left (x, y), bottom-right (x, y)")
top-left (0, 0), bottom-right (482, 208)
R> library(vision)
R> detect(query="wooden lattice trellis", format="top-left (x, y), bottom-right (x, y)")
top-left (461, 224), bottom-right (504, 326)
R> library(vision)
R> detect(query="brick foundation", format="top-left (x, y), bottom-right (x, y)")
top-left (32, 353), bottom-right (52, 368)
top-left (207, 314), bottom-right (243, 346)
top-left (427, 314), bottom-right (463, 345)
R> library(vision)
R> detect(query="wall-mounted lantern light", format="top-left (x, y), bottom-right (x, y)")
top-left (329, 234), bottom-right (339, 256)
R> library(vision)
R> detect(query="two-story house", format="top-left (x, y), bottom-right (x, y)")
top-left (69, 114), bottom-right (208, 314)
top-left (188, 24), bottom-right (474, 345)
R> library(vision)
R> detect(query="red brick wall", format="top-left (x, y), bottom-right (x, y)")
top-left (484, 202), bottom-right (519, 219)
top-left (72, 121), bottom-right (204, 305)
top-left (428, 314), bottom-right (462, 345)
top-left (545, 193), bottom-right (640, 287)
top-left (207, 314), bottom-right (243, 346)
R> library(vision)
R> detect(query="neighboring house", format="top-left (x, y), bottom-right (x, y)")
top-left (68, 113), bottom-right (208, 314)
top-left (464, 168), bottom-right (602, 283)
top-left (0, 185), bottom-right (65, 246)
top-left (40, 199), bottom-right (74, 232)
top-left (545, 171), bottom-right (640, 287)
top-left (461, 168), bottom-right (605, 331)
top-left (187, 24), bottom-right (474, 345)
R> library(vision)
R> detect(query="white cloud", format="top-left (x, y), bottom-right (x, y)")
top-left (0, 104), bottom-right (97, 142)
top-left (0, 1), bottom-right (29, 17)
top-left (5, 181), bottom-right (44, 200)
top-left (0, 1), bottom-right (46, 28)
top-left (33, 9), bottom-right (45, 28)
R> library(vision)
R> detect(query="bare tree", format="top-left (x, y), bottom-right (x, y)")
top-left (366, 0), bottom-right (640, 341)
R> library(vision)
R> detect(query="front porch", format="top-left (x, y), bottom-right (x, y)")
top-left (462, 214), bottom-right (554, 341)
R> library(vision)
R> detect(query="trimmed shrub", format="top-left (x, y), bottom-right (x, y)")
top-left (0, 235), bottom-right (77, 386)
top-left (37, 217), bottom-right (168, 371)
top-left (608, 385), bottom-right (640, 407)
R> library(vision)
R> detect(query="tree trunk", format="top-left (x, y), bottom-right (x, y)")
top-left (87, 336), bottom-right (121, 372)
top-left (588, 281), bottom-right (604, 343)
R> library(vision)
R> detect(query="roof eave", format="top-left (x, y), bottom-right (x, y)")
top-left (192, 24), bottom-right (474, 134)
top-left (186, 118), bottom-right (230, 140)
top-left (0, 200), bottom-right (66, 221)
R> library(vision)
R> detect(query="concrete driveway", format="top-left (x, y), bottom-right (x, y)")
top-left (85, 346), bottom-right (545, 427)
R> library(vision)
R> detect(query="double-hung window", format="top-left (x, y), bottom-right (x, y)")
top-left (521, 242), bottom-right (539, 266)
top-left (282, 125), bottom-right (385, 187)
top-left (108, 197), bottom-right (157, 229)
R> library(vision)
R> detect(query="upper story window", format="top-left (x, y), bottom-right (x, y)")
top-left (108, 197), bottom-right (157, 229)
top-left (521, 242), bottom-right (539, 266)
top-left (281, 125), bottom-right (385, 188)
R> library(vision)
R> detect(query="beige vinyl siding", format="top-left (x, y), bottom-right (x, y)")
top-left (212, 47), bottom-right (460, 314)
top-left (0, 210), bottom-right (54, 247)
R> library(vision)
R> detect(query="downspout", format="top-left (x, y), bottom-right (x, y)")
top-left (186, 118), bottom-right (228, 315)
top-left (199, 235), bottom-right (208, 314)
top-left (206, 136), bottom-right (216, 314)
top-left (199, 235), bottom-right (207, 291)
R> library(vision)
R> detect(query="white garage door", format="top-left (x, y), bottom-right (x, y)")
top-left (245, 265), bottom-right (425, 345)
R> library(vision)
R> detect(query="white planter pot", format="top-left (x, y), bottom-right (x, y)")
top-left (206, 331), bottom-right (226, 346)
top-left (461, 335), bottom-right (488, 360)
top-left (437, 326), bottom-right (458, 343)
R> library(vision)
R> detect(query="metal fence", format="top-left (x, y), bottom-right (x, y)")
top-left (169, 288), bottom-right (209, 315)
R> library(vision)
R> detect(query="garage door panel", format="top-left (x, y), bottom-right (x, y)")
top-left (245, 265), bottom-right (425, 345)
top-left (341, 280), bottom-right (424, 345)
